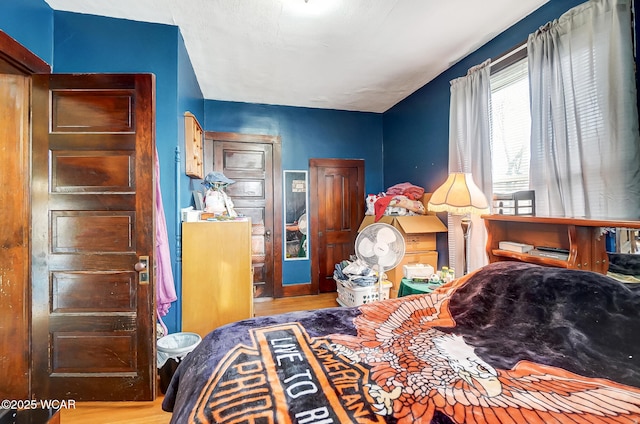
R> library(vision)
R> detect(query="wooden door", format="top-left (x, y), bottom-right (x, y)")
top-left (30, 74), bottom-right (156, 400)
top-left (204, 132), bottom-right (282, 298)
top-left (310, 159), bottom-right (365, 293)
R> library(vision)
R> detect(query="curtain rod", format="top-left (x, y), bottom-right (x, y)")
top-left (490, 42), bottom-right (526, 69)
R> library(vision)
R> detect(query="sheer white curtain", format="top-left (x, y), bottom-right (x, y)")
top-left (528, 0), bottom-right (640, 219)
top-left (448, 60), bottom-right (493, 276)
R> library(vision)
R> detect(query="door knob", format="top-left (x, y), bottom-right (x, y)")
top-left (265, 230), bottom-right (271, 241)
top-left (136, 256), bottom-right (149, 284)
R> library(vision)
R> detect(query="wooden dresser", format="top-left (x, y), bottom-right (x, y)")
top-left (182, 220), bottom-right (253, 336)
top-left (483, 214), bottom-right (640, 274)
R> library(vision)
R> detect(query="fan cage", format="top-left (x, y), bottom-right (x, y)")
top-left (355, 223), bottom-right (406, 270)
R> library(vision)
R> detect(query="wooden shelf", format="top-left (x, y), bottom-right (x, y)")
top-left (483, 215), bottom-right (640, 274)
top-left (491, 249), bottom-right (569, 269)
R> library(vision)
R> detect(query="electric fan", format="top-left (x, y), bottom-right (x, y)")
top-left (297, 213), bottom-right (308, 256)
top-left (355, 223), bottom-right (406, 299)
top-left (297, 213), bottom-right (307, 236)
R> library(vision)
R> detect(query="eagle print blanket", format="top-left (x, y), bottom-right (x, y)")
top-left (162, 262), bottom-right (640, 423)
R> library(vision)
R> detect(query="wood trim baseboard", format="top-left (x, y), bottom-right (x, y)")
top-left (282, 282), bottom-right (317, 297)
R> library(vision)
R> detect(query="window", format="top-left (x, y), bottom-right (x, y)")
top-left (489, 50), bottom-right (530, 194)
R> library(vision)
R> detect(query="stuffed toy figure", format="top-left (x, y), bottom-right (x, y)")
top-left (365, 194), bottom-right (381, 216)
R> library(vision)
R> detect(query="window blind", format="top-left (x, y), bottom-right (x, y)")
top-left (489, 57), bottom-right (531, 194)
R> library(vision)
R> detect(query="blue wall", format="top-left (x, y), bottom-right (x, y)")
top-left (50, 11), bottom-right (196, 334)
top-left (4, 0), bottom-right (637, 332)
top-left (383, 0), bottom-right (592, 267)
top-left (204, 101), bottom-right (384, 284)
top-left (0, 0), bottom-right (53, 65)
top-left (174, 32), bottom-right (205, 332)
top-left (384, 0), bottom-right (589, 190)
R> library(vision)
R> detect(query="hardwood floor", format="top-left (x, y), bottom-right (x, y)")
top-left (60, 292), bottom-right (339, 423)
top-left (254, 291), bottom-right (339, 315)
top-left (59, 396), bottom-right (169, 424)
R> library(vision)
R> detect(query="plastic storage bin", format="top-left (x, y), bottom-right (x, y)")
top-left (157, 332), bottom-right (202, 394)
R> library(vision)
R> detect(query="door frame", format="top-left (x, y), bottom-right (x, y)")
top-left (0, 30), bottom-right (50, 399)
top-left (203, 131), bottom-right (284, 297)
top-left (0, 31), bottom-right (50, 75)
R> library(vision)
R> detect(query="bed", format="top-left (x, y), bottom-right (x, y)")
top-left (162, 261), bottom-right (640, 423)
top-left (608, 252), bottom-right (640, 282)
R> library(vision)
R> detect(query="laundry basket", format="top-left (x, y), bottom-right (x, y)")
top-left (157, 332), bottom-right (202, 393)
top-left (335, 277), bottom-right (392, 307)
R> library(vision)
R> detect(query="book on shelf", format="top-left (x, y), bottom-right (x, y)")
top-left (498, 241), bottom-right (534, 253)
top-left (528, 248), bottom-right (569, 261)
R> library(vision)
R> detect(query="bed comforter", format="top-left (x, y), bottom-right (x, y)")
top-left (162, 261), bottom-right (640, 423)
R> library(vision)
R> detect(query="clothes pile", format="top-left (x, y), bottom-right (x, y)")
top-left (333, 257), bottom-right (380, 288)
top-left (365, 182), bottom-right (427, 221)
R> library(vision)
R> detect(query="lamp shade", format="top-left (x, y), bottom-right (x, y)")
top-left (427, 172), bottom-right (489, 215)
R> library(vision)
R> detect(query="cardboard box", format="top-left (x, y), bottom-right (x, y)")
top-left (357, 200), bottom-right (447, 297)
top-left (357, 215), bottom-right (447, 250)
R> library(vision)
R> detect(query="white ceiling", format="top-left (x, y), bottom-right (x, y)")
top-left (44, 0), bottom-right (548, 113)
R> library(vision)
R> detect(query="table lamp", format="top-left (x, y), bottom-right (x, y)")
top-left (427, 172), bottom-right (489, 275)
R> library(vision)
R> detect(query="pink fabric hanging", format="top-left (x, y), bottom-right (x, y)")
top-left (155, 148), bottom-right (177, 333)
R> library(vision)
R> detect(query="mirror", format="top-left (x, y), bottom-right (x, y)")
top-left (284, 170), bottom-right (308, 260)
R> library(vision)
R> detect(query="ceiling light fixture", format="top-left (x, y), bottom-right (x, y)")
top-left (284, 0), bottom-right (339, 16)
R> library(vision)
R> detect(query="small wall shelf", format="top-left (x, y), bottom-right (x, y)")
top-left (184, 111), bottom-right (203, 179)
